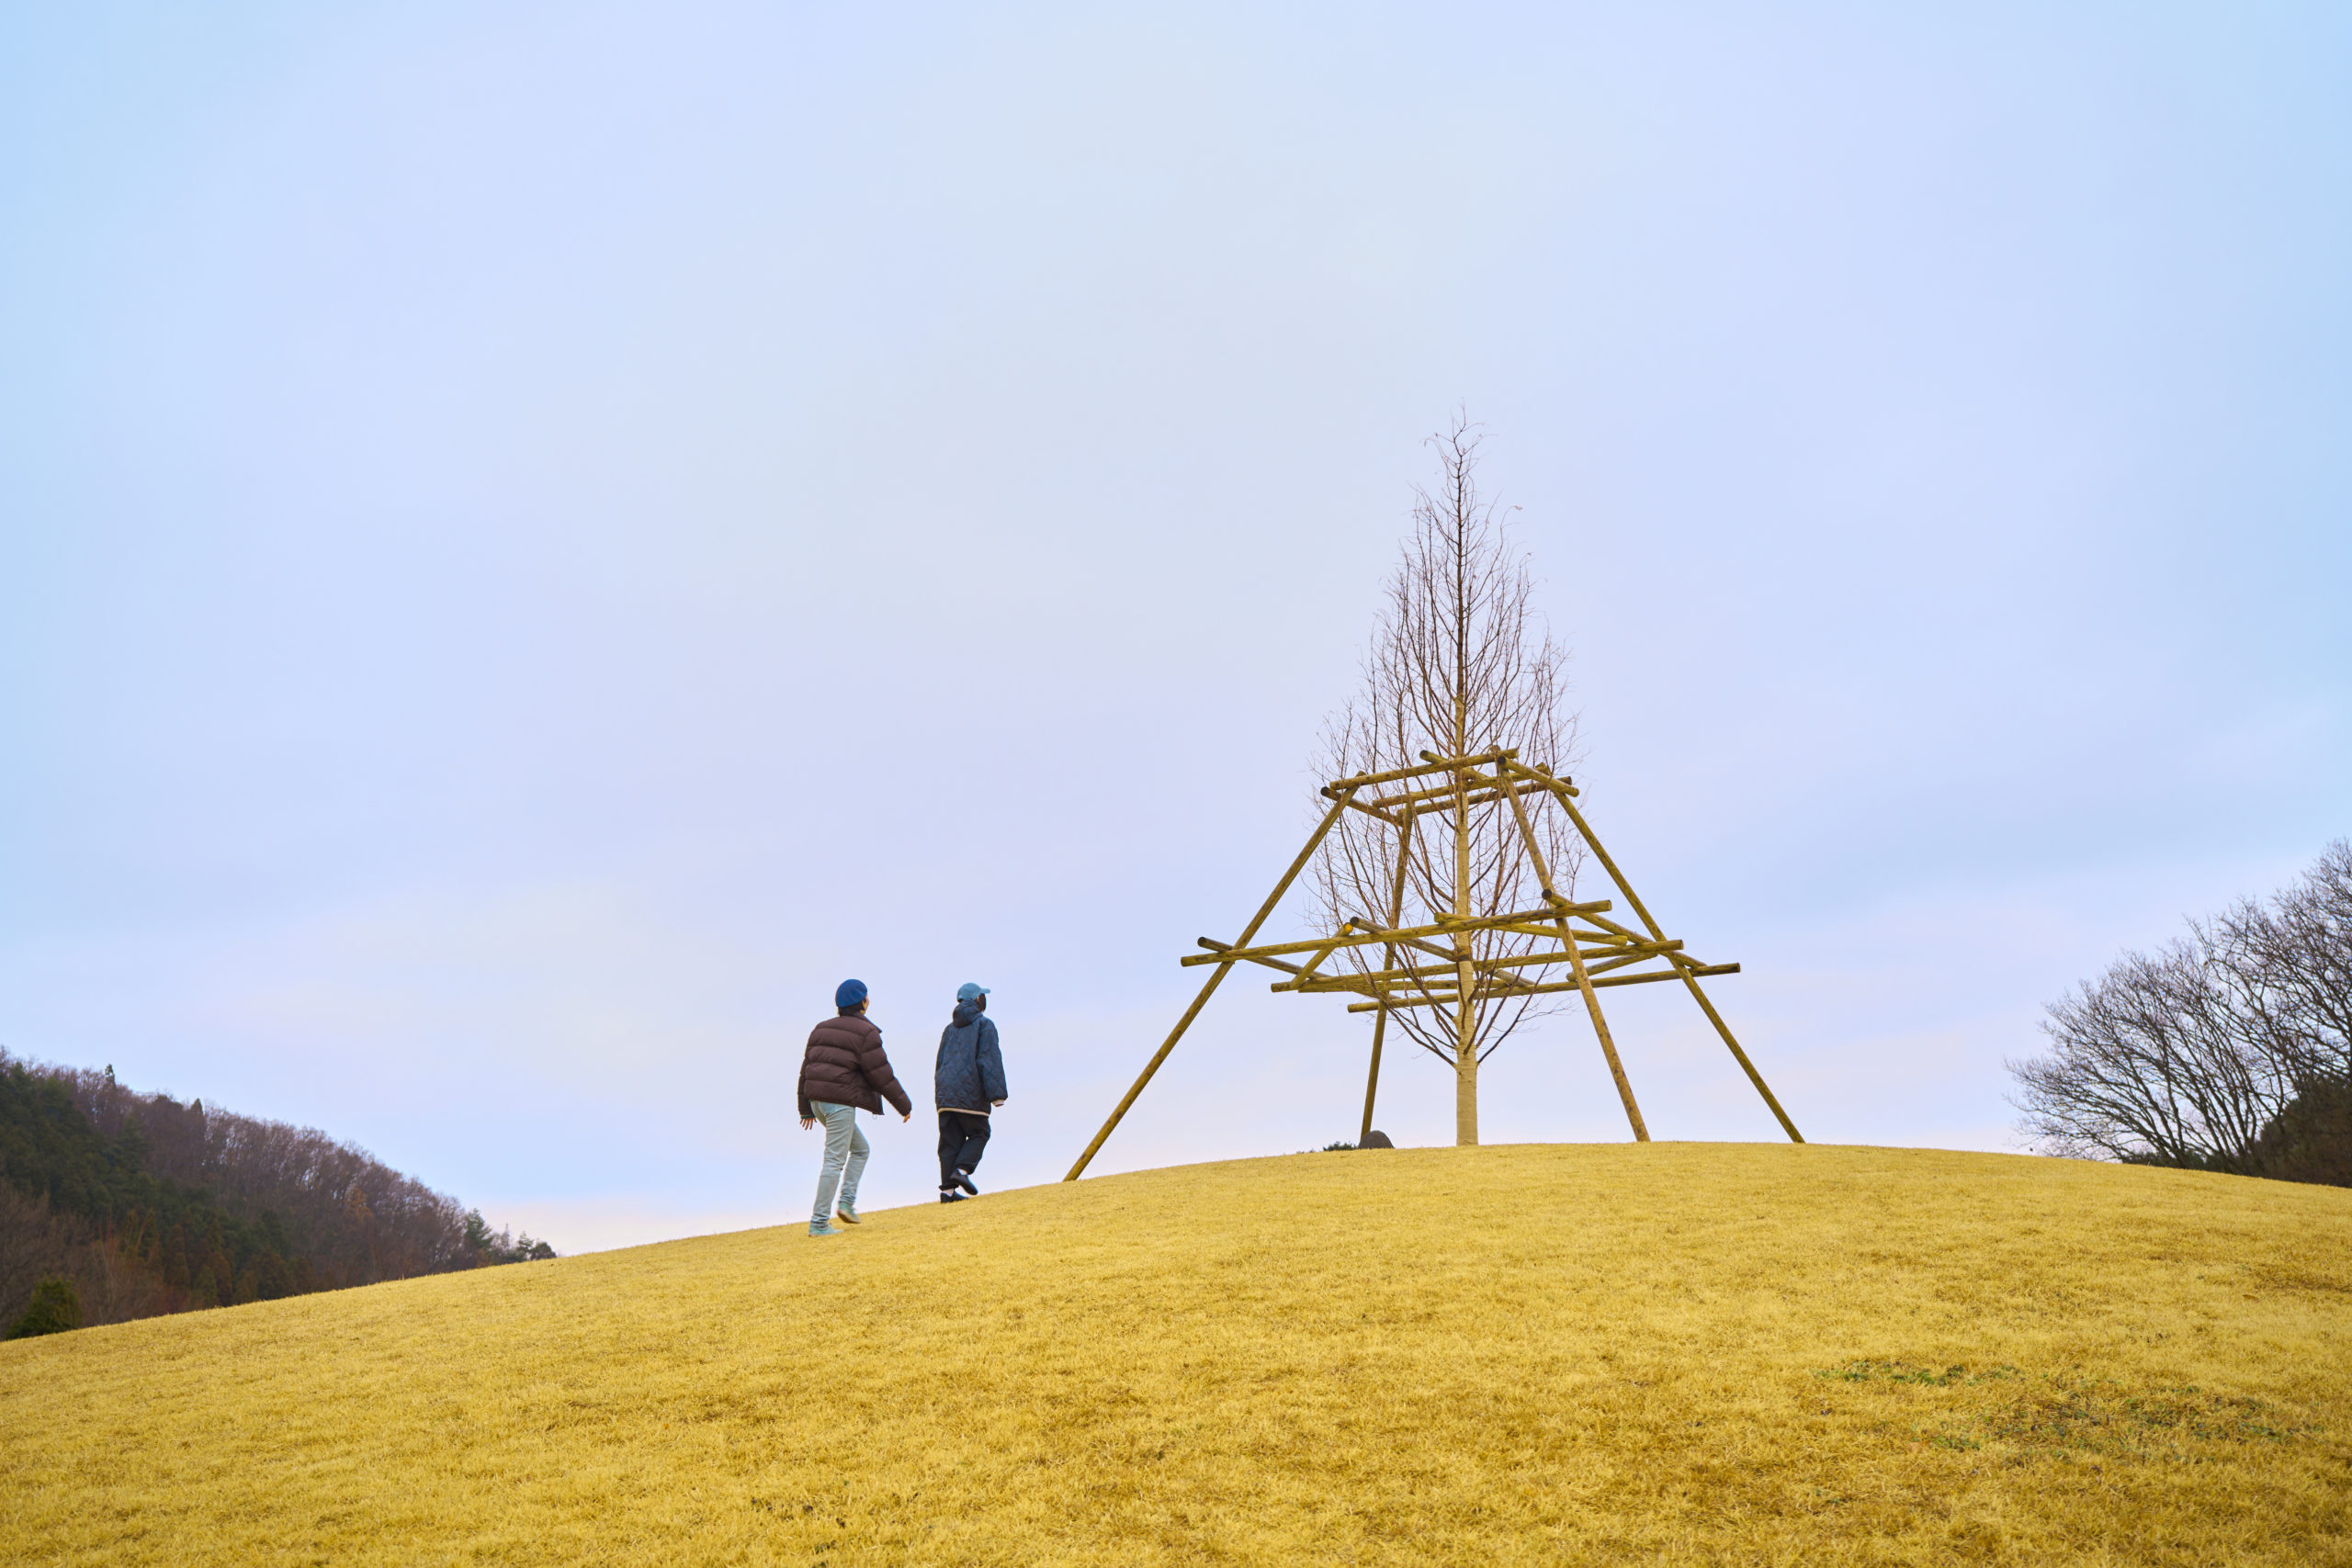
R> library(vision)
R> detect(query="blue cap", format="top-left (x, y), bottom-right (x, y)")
top-left (835, 978), bottom-right (868, 1010)
top-left (956, 982), bottom-right (989, 1003)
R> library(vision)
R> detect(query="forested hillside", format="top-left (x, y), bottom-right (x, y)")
top-left (0, 1050), bottom-right (548, 1337)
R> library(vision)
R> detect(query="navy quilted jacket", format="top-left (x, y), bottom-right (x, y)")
top-left (934, 1003), bottom-right (1007, 1111)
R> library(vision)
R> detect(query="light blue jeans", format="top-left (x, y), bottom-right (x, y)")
top-left (809, 1101), bottom-right (870, 1226)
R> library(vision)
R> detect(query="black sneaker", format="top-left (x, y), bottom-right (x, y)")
top-left (955, 1171), bottom-right (980, 1196)
top-left (939, 1190), bottom-right (967, 1203)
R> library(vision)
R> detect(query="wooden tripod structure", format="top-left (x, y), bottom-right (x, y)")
top-left (1065, 748), bottom-right (1802, 1180)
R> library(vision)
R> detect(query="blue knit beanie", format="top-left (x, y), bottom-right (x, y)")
top-left (835, 978), bottom-right (868, 1010)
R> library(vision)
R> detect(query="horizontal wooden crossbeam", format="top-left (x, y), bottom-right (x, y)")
top-left (1343, 963), bottom-right (1740, 1010)
top-left (1322, 748), bottom-right (1514, 796)
top-left (1191, 938), bottom-right (1306, 976)
top-left (1276, 939), bottom-right (1691, 993)
top-left (1178, 900), bottom-right (1612, 968)
top-left (1424, 749), bottom-right (1580, 797)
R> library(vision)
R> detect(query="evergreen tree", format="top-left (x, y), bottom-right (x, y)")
top-left (6, 1277), bottom-right (81, 1338)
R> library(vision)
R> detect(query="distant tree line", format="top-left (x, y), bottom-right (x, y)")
top-left (1, 1050), bottom-right (551, 1339)
top-left (2010, 841), bottom-right (2350, 1187)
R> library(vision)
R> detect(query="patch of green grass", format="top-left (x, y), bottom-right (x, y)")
top-left (1813, 1359), bottom-right (2020, 1386)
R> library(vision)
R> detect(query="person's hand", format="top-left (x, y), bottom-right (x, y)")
top-left (799, 1117), bottom-right (814, 1131)
top-left (992, 1100), bottom-right (1005, 1109)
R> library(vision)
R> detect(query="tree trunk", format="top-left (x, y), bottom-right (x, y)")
top-left (1453, 987), bottom-right (1478, 1145)
top-left (1453, 692), bottom-right (1476, 1145)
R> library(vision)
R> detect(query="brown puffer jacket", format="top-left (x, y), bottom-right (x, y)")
top-left (797, 1012), bottom-right (912, 1121)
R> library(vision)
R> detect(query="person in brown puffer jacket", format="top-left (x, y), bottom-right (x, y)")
top-left (797, 977), bottom-right (912, 1236)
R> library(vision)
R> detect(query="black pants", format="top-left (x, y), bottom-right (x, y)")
top-left (937, 1111), bottom-right (990, 1187)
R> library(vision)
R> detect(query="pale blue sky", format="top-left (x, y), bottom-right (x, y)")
top-left (4, 3), bottom-right (2346, 1248)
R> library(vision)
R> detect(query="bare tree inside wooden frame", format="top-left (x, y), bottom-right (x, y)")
top-left (1062, 748), bottom-right (1804, 1179)
top-left (1313, 418), bottom-right (1580, 1146)
top-left (1065, 423), bottom-right (1803, 1179)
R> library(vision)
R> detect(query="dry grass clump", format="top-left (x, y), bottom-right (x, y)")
top-left (4, 1143), bottom-right (2349, 1565)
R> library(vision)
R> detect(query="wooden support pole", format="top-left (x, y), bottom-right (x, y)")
top-left (1559, 933), bottom-right (1648, 1140)
top-left (1507, 761), bottom-right (1804, 1145)
top-left (1066, 791), bottom-right (1359, 1180)
top-left (1496, 773), bottom-right (1647, 1140)
top-left (1061, 960), bottom-right (1237, 1181)
top-left (1668, 954), bottom-right (1805, 1145)
top-left (1359, 810), bottom-right (1417, 1148)
top-left (1358, 1010), bottom-right (1390, 1149)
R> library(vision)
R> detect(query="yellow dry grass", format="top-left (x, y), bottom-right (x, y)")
top-left (4, 1143), bottom-right (2349, 1565)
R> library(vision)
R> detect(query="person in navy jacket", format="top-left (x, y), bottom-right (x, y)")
top-left (933, 982), bottom-right (1006, 1202)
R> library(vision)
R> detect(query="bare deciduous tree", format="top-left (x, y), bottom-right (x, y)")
top-left (2010, 840), bottom-right (2352, 1185)
top-left (1312, 417), bottom-right (1580, 1145)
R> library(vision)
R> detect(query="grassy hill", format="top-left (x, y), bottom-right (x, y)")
top-left (4, 1143), bottom-right (2348, 1565)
